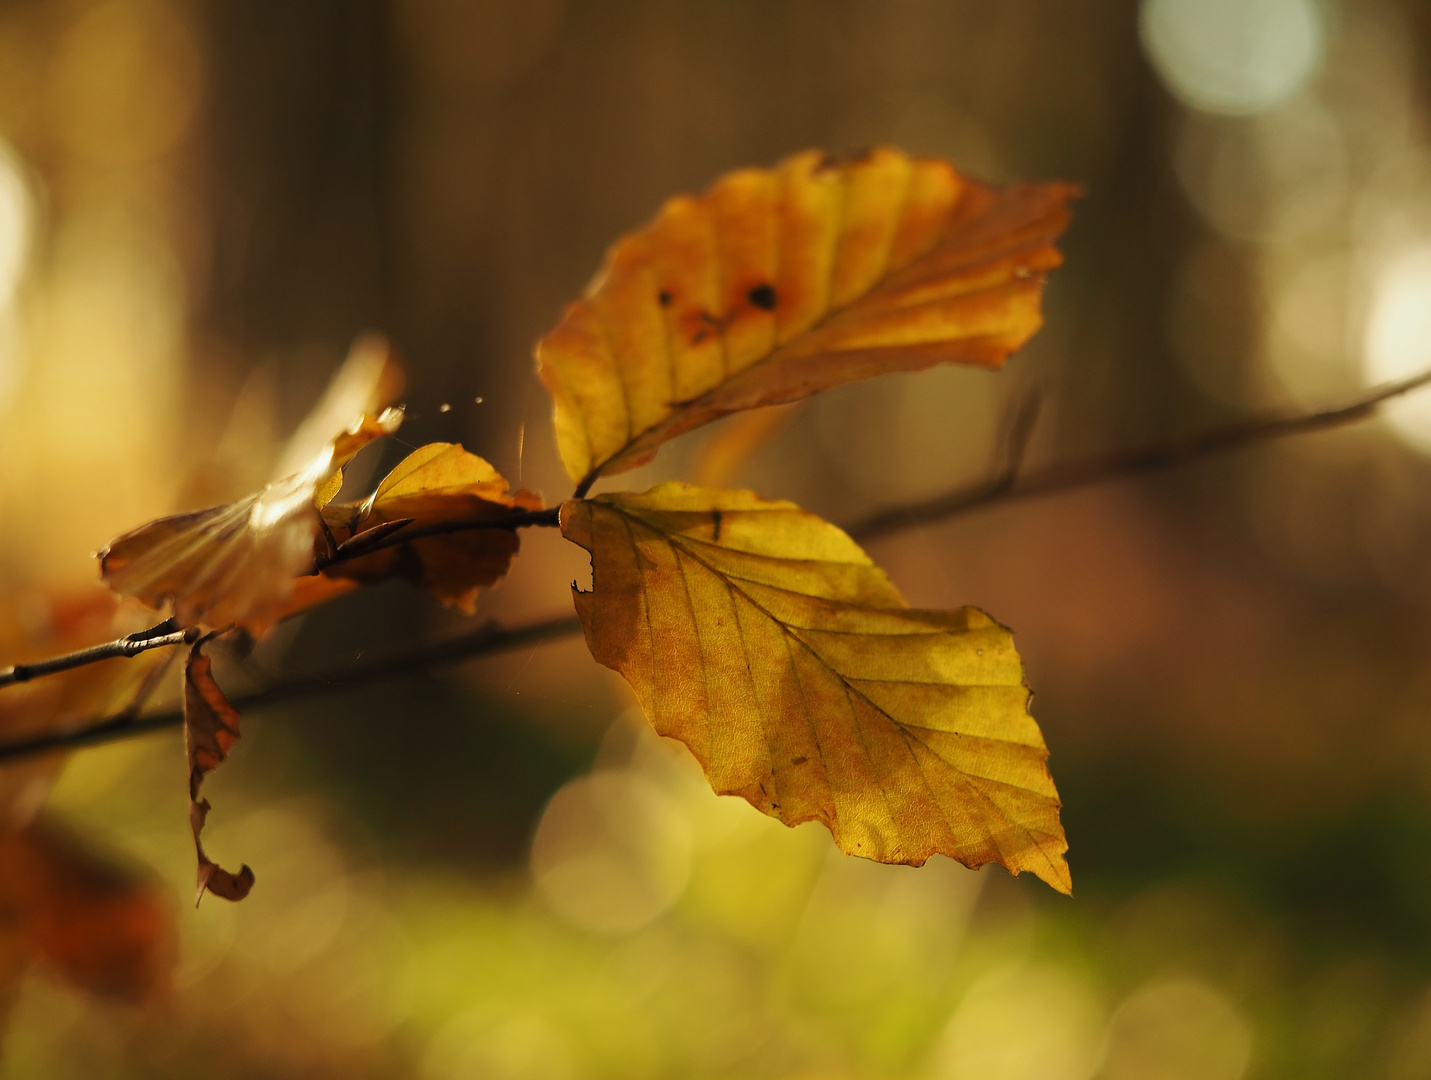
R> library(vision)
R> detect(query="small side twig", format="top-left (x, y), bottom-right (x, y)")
top-left (0, 619), bottom-right (200, 689)
top-left (990, 385), bottom-right (1044, 496)
top-left (849, 366), bottom-right (1431, 542)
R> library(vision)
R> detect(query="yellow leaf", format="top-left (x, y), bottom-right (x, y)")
top-left (322, 442), bottom-right (542, 613)
top-left (97, 336), bottom-right (404, 634)
top-left (537, 147), bottom-right (1078, 486)
top-left (561, 483), bottom-right (1070, 893)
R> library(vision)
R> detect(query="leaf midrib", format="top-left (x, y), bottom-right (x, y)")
top-left (616, 506), bottom-right (1053, 854)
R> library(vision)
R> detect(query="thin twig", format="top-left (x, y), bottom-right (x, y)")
top-left (849, 366), bottom-right (1431, 542)
top-left (0, 619), bottom-right (200, 689)
top-left (995, 386), bottom-right (1044, 492)
top-left (0, 507), bottom-right (561, 696)
top-left (2, 364), bottom-right (1429, 761)
top-left (0, 613), bottom-right (583, 763)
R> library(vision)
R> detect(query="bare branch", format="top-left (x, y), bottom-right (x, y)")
top-left (2, 365), bottom-right (1428, 760)
top-left (849, 366), bottom-right (1431, 542)
top-left (0, 619), bottom-right (200, 689)
top-left (0, 613), bottom-right (582, 762)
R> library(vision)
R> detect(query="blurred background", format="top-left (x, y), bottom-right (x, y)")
top-left (1, 0), bottom-right (1431, 1076)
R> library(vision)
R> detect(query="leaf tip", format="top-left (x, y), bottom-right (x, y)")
top-left (195, 861), bottom-right (255, 907)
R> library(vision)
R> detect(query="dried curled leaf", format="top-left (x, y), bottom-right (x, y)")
top-left (562, 483), bottom-right (1069, 893)
top-left (184, 643), bottom-right (253, 904)
top-left (0, 820), bottom-right (175, 999)
top-left (322, 442), bottom-right (542, 613)
top-left (98, 336), bottom-right (404, 634)
top-left (538, 147), bottom-right (1078, 485)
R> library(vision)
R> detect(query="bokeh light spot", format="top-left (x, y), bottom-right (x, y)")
top-left (1140, 0), bottom-right (1324, 116)
top-left (423, 1008), bottom-right (581, 1080)
top-left (1101, 978), bottom-right (1253, 1080)
top-left (933, 964), bottom-right (1104, 1080)
top-left (1362, 246), bottom-right (1431, 451)
top-left (0, 138), bottom-right (32, 417)
top-left (0, 140), bottom-right (31, 312)
top-left (530, 770), bottom-right (692, 935)
top-left (47, 0), bottom-right (203, 163)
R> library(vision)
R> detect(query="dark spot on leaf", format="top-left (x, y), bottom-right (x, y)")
top-left (692, 329), bottom-right (708, 344)
top-left (658, 289), bottom-right (673, 307)
top-left (711, 510), bottom-right (723, 542)
top-left (747, 283), bottom-right (777, 311)
top-left (791, 756), bottom-right (808, 766)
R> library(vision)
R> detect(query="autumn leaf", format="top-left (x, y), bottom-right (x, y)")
top-left (561, 483), bottom-right (1069, 893)
top-left (537, 146), bottom-right (1078, 487)
top-left (0, 820), bottom-right (174, 1000)
top-left (321, 442), bottom-right (543, 613)
top-left (98, 336), bottom-right (404, 635)
top-left (183, 642), bottom-right (253, 904)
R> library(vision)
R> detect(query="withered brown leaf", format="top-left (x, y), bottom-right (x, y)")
top-left (99, 336), bottom-right (404, 635)
top-left (321, 442), bottom-right (542, 613)
top-left (183, 643), bottom-right (253, 904)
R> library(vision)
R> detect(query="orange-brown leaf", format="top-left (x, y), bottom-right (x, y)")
top-left (0, 821), bottom-right (174, 999)
top-left (183, 644), bottom-right (253, 904)
top-left (322, 442), bottom-right (541, 613)
top-left (98, 337), bottom-right (404, 635)
top-left (537, 147), bottom-right (1078, 484)
top-left (562, 483), bottom-right (1070, 893)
